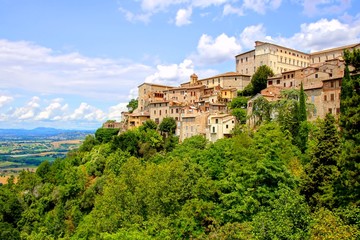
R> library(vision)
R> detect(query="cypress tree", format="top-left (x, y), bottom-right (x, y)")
top-left (302, 113), bottom-right (341, 208)
top-left (298, 82), bottom-right (307, 122)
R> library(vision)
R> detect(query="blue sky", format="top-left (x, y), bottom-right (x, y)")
top-left (0, 0), bottom-right (359, 129)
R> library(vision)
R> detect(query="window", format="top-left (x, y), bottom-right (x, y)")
top-left (324, 95), bottom-right (327, 101)
top-left (315, 74), bottom-right (318, 78)
top-left (331, 94), bottom-right (334, 101)
top-left (215, 119), bottom-right (218, 124)
top-left (154, 110), bottom-right (156, 115)
top-left (159, 110), bottom-right (162, 115)
top-left (328, 108), bottom-right (332, 114)
top-left (246, 57), bottom-right (248, 62)
top-left (330, 81), bottom-right (334, 88)
top-left (226, 125), bottom-right (229, 129)
top-left (336, 108), bottom-right (340, 114)
top-left (277, 80), bottom-right (280, 84)
top-left (212, 127), bottom-right (216, 133)
top-left (171, 109), bottom-right (173, 114)
top-left (268, 80), bottom-right (273, 85)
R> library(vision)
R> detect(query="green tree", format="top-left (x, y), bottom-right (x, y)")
top-left (309, 208), bottom-right (359, 240)
top-left (251, 96), bottom-right (273, 125)
top-left (252, 187), bottom-right (311, 240)
top-left (139, 119), bottom-right (157, 131)
top-left (337, 49), bottom-right (360, 206)
top-left (95, 128), bottom-right (119, 143)
top-left (240, 65), bottom-right (274, 96)
top-left (229, 96), bottom-right (248, 109)
top-left (231, 108), bottom-right (247, 124)
top-left (158, 117), bottom-right (177, 135)
top-left (126, 98), bottom-right (138, 113)
top-left (302, 114), bottom-right (341, 208)
top-left (299, 82), bottom-right (307, 122)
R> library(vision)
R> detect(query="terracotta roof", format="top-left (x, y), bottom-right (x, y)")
top-left (303, 83), bottom-right (323, 90)
top-left (310, 43), bottom-right (360, 55)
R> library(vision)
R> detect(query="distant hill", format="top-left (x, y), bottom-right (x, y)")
top-left (0, 127), bottom-right (95, 140)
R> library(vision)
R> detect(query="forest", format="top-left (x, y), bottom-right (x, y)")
top-left (0, 50), bottom-right (359, 239)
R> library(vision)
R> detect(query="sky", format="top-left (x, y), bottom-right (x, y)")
top-left (0, 0), bottom-right (359, 129)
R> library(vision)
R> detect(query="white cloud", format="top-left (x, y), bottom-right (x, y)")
top-left (120, 0), bottom-right (284, 25)
top-left (145, 59), bottom-right (194, 85)
top-left (67, 103), bottom-right (106, 122)
top-left (240, 24), bottom-right (267, 49)
top-left (300, 0), bottom-right (351, 17)
top-left (0, 95), bottom-right (13, 108)
top-left (242, 0), bottom-right (282, 14)
top-left (192, 0), bottom-right (228, 8)
top-left (175, 8), bottom-right (192, 26)
top-left (190, 33), bottom-right (242, 65)
top-left (223, 4), bottom-right (244, 16)
top-left (35, 99), bottom-right (69, 121)
top-left (0, 39), bottom-right (154, 102)
top-left (11, 96), bottom-right (41, 120)
top-left (275, 17), bottom-right (360, 52)
top-left (107, 103), bottom-right (128, 121)
top-left (118, 7), bottom-right (152, 23)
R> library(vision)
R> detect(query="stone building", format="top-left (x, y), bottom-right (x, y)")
top-left (236, 41), bottom-right (359, 76)
top-left (206, 114), bottom-right (236, 142)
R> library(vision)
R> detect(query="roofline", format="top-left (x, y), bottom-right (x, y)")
top-left (138, 82), bottom-right (176, 88)
top-left (310, 43), bottom-right (360, 56)
top-left (235, 49), bottom-right (255, 57)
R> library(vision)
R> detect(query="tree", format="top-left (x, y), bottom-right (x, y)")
top-left (126, 99), bottom-right (138, 113)
top-left (139, 119), bottom-right (157, 131)
top-left (337, 49), bottom-right (360, 206)
top-left (299, 82), bottom-right (307, 122)
top-left (158, 117), bottom-right (176, 135)
top-left (251, 96), bottom-right (273, 125)
top-left (252, 187), bottom-right (311, 240)
top-left (302, 114), bottom-right (341, 208)
top-left (240, 65), bottom-right (274, 96)
top-left (231, 108), bottom-right (247, 124)
top-left (229, 96), bottom-right (248, 109)
top-left (95, 128), bottom-right (119, 143)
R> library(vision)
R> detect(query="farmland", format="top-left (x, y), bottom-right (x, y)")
top-left (0, 128), bottom-right (94, 181)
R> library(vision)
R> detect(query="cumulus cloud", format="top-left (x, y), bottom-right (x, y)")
top-left (175, 7), bottom-right (192, 26)
top-left (275, 17), bottom-right (360, 52)
top-left (107, 103), bottom-right (128, 120)
top-left (66, 103), bottom-right (106, 122)
top-left (145, 59), bottom-right (194, 85)
top-left (11, 96), bottom-right (41, 120)
top-left (300, 0), bottom-right (351, 17)
top-left (190, 33), bottom-right (242, 65)
top-left (240, 24), bottom-right (268, 49)
top-left (0, 95), bottom-right (13, 108)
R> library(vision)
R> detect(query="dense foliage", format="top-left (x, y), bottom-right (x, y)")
top-left (1, 51), bottom-right (360, 239)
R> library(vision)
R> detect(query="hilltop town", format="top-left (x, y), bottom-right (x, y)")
top-left (104, 41), bottom-right (360, 142)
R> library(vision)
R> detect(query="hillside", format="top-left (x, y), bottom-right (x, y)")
top-left (0, 52), bottom-right (359, 239)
